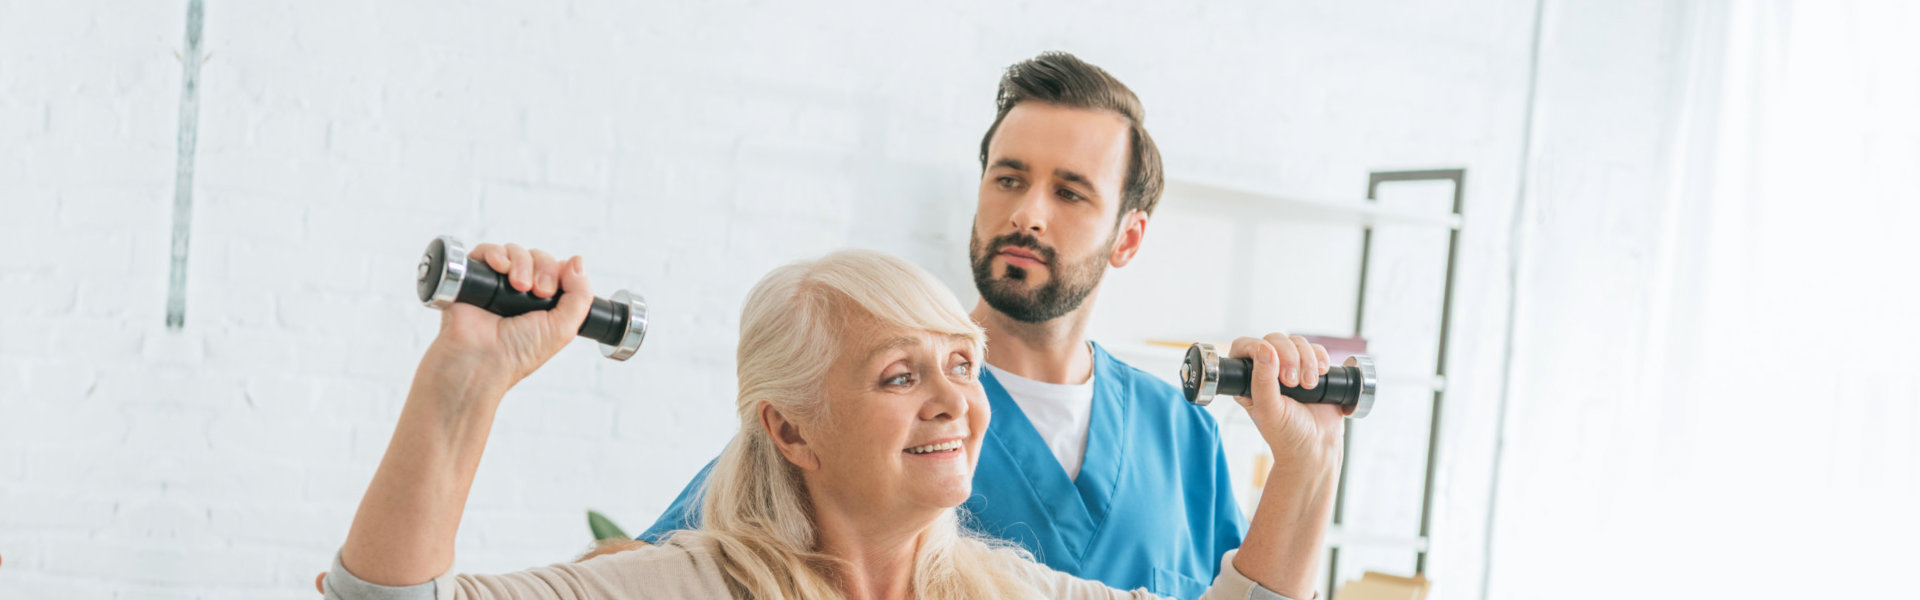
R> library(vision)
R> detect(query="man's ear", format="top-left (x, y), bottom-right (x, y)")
top-left (1108, 209), bottom-right (1149, 268)
top-left (759, 403), bottom-right (820, 471)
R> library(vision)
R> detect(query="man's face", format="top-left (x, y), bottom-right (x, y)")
top-left (971, 102), bottom-right (1136, 323)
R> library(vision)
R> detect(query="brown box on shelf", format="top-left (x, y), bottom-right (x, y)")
top-left (1332, 571), bottom-right (1429, 600)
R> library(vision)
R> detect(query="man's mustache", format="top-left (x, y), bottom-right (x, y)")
top-left (984, 233), bottom-right (1056, 265)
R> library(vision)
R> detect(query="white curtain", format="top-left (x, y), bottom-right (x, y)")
top-left (1491, 1), bottom-right (1920, 597)
top-left (1663, 0), bottom-right (1920, 595)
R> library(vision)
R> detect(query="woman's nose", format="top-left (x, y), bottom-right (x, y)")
top-left (919, 375), bottom-right (970, 421)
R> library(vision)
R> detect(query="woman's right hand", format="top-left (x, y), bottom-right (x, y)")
top-left (420, 242), bottom-right (594, 394)
top-left (338, 242), bottom-right (594, 588)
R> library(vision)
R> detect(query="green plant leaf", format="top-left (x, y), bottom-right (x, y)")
top-left (587, 510), bottom-right (630, 542)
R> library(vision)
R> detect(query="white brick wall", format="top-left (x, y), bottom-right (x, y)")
top-left (0, 0), bottom-right (1578, 598)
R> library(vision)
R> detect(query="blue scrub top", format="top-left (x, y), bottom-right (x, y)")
top-left (639, 342), bottom-right (1247, 599)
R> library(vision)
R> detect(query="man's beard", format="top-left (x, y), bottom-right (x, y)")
top-left (969, 229), bottom-right (1111, 324)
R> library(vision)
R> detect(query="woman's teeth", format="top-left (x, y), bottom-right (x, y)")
top-left (905, 440), bottom-right (964, 454)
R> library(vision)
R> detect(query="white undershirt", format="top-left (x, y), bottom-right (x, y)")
top-left (983, 361), bottom-right (1096, 480)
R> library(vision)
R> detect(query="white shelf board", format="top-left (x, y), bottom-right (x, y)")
top-left (1379, 374), bottom-right (1447, 392)
top-left (1164, 179), bottom-right (1462, 230)
top-left (1327, 526), bottom-right (1430, 552)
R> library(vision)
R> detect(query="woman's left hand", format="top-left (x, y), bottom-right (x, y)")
top-left (1226, 333), bottom-right (1346, 470)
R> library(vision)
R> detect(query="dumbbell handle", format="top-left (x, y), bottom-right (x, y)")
top-left (1179, 342), bottom-right (1377, 418)
top-left (416, 235), bottom-right (648, 361)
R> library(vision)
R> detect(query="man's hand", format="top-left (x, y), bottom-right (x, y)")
top-left (1227, 333), bottom-right (1344, 469)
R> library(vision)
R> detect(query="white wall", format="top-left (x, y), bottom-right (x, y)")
top-left (1488, 1), bottom-right (1920, 598)
top-left (0, 1), bottom-right (1565, 598)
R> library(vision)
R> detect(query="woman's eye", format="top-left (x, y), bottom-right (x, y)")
top-left (884, 372), bottom-right (915, 387)
top-left (950, 361), bottom-right (974, 379)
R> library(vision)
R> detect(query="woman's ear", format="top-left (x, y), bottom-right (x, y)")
top-left (760, 403), bottom-right (820, 471)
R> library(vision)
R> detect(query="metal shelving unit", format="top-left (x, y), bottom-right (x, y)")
top-left (1145, 169), bottom-right (1466, 595)
top-left (1327, 168), bottom-right (1466, 591)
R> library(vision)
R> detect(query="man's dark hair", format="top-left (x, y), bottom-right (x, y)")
top-left (977, 51), bottom-right (1164, 221)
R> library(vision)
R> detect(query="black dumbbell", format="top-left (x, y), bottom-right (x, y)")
top-left (1178, 342), bottom-right (1377, 418)
top-left (415, 235), bottom-right (648, 361)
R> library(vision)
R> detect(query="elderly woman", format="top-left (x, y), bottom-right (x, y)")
top-left (324, 243), bottom-right (1345, 600)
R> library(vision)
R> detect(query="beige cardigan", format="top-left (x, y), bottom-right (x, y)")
top-left (323, 536), bottom-right (1293, 600)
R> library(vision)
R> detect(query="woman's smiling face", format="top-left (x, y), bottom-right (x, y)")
top-left (795, 316), bottom-right (991, 519)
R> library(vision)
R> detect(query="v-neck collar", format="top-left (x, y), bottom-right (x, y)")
top-left (979, 342), bottom-right (1132, 562)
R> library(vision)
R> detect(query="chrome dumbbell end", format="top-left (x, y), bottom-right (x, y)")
top-left (599, 289), bottom-right (647, 361)
top-left (1343, 353), bottom-right (1377, 419)
top-left (417, 235), bottom-right (467, 309)
top-left (1179, 342), bottom-right (1223, 406)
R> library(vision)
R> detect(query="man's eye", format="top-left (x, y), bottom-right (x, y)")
top-left (885, 372), bottom-right (915, 387)
top-left (1058, 188), bottom-right (1083, 202)
top-left (950, 361), bottom-right (974, 379)
top-left (997, 176), bottom-right (1021, 189)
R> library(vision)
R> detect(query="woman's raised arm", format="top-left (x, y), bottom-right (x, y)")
top-left (338, 243), bottom-right (594, 586)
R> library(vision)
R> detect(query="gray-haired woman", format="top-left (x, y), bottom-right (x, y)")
top-left (324, 243), bottom-right (1345, 600)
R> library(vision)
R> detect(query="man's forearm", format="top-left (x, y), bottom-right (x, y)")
top-left (1233, 459), bottom-right (1341, 600)
top-left (340, 353), bottom-right (510, 586)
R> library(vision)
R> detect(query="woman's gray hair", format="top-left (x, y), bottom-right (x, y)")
top-left (673, 249), bottom-right (1036, 599)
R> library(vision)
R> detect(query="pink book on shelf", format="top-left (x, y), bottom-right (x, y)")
top-left (1144, 335), bottom-right (1366, 362)
top-left (1302, 335), bottom-right (1366, 363)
